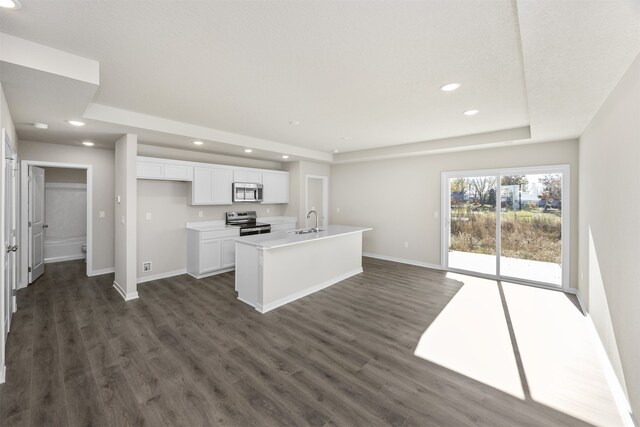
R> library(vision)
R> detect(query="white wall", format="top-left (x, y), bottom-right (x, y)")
top-left (43, 167), bottom-right (86, 184)
top-left (114, 134), bottom-right (138, 300)
top-left (330, 140), bottom-right (579, 286)
top-left (0, 83), bottom-right (17, 152)
top-left (579, 53), bottom-right (640, 417)
top-left (18, 140), bottom-right (115, 273)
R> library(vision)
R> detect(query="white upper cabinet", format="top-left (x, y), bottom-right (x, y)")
top-left (233, 170), bottom-right (262, 184)
top-left (137, 158), bottom-right (193, 181)
top-left (262, 172), bottom-right (289, 204)
top-left (190, 167), bottom-right (233, 205)
top-left (138, 156), bottom-right (288, 206)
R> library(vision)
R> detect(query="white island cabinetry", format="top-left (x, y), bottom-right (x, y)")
top-left (235, 225), bottom-right (371, 313)
top-left (187, 223), bottom-right (239, 278)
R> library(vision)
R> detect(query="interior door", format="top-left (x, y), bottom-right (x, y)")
top-left (3, 143), bottom-right (13, 340)
top-left (29, 166), bottom-right (46, 283)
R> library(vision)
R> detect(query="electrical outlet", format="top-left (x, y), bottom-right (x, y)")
top-left (433, 211), bottom-right (439, 218)
top-left (404, 241), bottom-right (409, 248)
top-left (198, 211), bottom-right (204, 218)
top-left (266, 208), bottom-right (270, 214)
top-left (145, 212), bottom-right (152, 220)
top-left (336, 207), bottom-right (341, 213)
top-left (143, 261), bottom-right (152, 272)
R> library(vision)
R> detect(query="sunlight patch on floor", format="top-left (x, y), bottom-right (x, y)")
top-left (415, 272), bottom-right (628, 427)
top-left (414, 273), bottom-right (525, 398)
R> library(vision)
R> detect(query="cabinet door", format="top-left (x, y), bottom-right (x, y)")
top-left (212, 169), bottom-right (233, 205)
top-left (201, 239), bottom-right (222, 273)
top-left (192, 167), bottom-right (214, 204)
top-left (233, 170), bottom-right (262, 184)
top-left (222, 238), bottom-right (236, 268)
top-left (246, 171), bottom-right (262, 184)
top-left (137, 161), bottom-right (164, 179)
top-left (164, 164), bottom-right (193, 181)
top-left (262, 172), bottom-right (289, 204)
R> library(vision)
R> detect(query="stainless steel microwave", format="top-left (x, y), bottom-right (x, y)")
top-left (232, 182), bottom-right (263, 203)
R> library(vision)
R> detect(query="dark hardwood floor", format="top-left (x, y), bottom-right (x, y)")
top-left (0, 258), bottom-right (620, 426)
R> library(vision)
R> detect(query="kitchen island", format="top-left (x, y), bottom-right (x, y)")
top-left (235, 225), bottom-right (372, 313)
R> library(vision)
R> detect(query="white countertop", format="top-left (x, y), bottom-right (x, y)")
top-left (186, 216), bottom-right (297, 232)
top-left (235, 225), bottom-right (372, 249)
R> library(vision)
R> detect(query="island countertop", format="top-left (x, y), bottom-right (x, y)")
top-left (235, 225), bottom-right (371, 250)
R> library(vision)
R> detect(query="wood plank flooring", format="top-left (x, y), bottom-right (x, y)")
top-left (0, 258), bottom-right (624, 426)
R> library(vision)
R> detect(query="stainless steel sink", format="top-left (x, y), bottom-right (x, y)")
top-left (289, 228), bottom-right (324, 234)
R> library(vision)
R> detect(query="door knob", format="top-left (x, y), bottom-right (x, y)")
top-left (6, 245), bottom-right (18, 253)
top-left (43, 224), bottom-right (49, 229)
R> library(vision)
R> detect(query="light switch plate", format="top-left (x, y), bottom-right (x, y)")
top-left (99, 211), bottom-right (105, 219)
top-left (145, 212), bottom-right (152, 220)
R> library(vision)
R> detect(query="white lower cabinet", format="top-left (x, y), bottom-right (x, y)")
top-left (222, 238), bottom-right (236, 268)
top-left (187, 228), bottom-right (239, 278)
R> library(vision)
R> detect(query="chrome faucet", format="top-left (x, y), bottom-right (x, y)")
top-left (307, 210), bottom-right (319, 231)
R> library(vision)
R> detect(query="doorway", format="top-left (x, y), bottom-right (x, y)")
top-left (1, 129), bottom-right (18, 380)
top-left (305, 175), bottom-right (329, 228)
top-left (441, 165), bottom-right (570, 290)
top-left (20, 161), bottom-right (93, 286)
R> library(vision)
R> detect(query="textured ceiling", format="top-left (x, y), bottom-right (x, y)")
top-left (0, 0), bottom-right (529, 153)
top-left (0, 1), bottom-right (638, 161)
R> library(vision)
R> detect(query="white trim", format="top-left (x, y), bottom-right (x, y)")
top-left (45, 254), bottom-right (85, 264)
top-left (137, 268), bottom-right (187, 284)
top-left (362, 252), bottom-right (442, 271)
top-left (305, 174), bottom-right (329, 228)
top-left (0, 365), bottom-right (5, 384)
top-left (574, 290), bottom-right (638, 427)
top-left (254, 268), bottom-right (363, 314)
top-left (88, 267), bottom-right (115, 277)
top-left (441, 164), bottom-right (571, 291)
top-left (113, 280), bottom-right (139, 301)
top-left (20, 161), bottom-right (93, 285)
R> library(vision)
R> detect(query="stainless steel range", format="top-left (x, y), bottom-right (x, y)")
top-left (225, 211), bottom-right (271, 236)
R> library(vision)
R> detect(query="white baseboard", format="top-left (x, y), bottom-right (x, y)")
top-left (137, 268), bottom-right (187, 284)
top-left (89, 267), bottom-right (115, 277)
top-left (256, 268), bottom-right (363, 314)
top-left (0, 365), bottom-right (5, 384)
top-left (362, 252), bottom-right (442, 271)
top-left (45, 254), bottom-right (85, 264)
top-left (575, 290), bottom-right (637, 427)
top-left (113, 280), bottom-right (139, 301)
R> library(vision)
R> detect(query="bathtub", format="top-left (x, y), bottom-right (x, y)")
top-left (44, 236), bottom-right (87, 264)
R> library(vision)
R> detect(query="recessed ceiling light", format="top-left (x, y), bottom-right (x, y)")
top-left (341, 137), bottom-right (351, 141)
top-left (331, 149), bottom-right (339, 154)
top-left (289, 121), bottom-right (301, 125)
top-left (440, 83), bottom-right (461, 92)
top-left (67, 120), bottom-right (85, 127)
top-left (33, 123), bottom-right (49, 130)
top-left (192, 140), bottom-right (204, 145)
top-left (82, 141), bottom-right (95, 147)
top-left (281, 155), bottom-right (289, 159)
top-left (463, 109), bottom-right (479, 116)
top-left (0, 0), bottom-right (21, 9)
top-left (244, 149), bottom-right (253, 153)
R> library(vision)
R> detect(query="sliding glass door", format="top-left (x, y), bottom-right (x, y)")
top-left (443, 166), bottom-right (568, 289)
